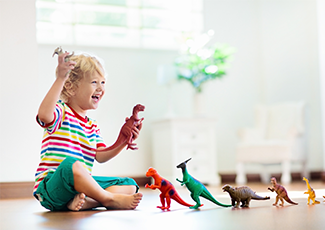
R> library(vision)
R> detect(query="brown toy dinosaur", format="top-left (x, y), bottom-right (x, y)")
top-left (99, 104), bottom-right (145, 151)
top-left (268, 177), bottom-right (298, 206)
top-left (222, 184), bottom-right (270, 208)
top-left (145, 167), bottom-right (196, 211)
top-left (303, 177), bottom-right (320, 205)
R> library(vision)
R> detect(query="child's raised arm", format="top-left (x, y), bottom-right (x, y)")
top-left (38, 52), bottom-right (76, 124)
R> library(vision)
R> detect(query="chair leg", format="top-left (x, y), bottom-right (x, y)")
top-left (301, 160), bottom-right (309, 179)
top-left (236, 162), bottom-right (247, 185)
top-left (260, 167), bottom-right (271, 184)
top-left (281, 160), bottom-right (291, 184)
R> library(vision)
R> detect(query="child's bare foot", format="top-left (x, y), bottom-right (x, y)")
top-left (105, 193), bottom-right (143, 210)
top-left (67, 193), bottom-right (86, 211)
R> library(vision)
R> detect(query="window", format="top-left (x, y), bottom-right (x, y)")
top-left (36, 0), bottom-right (203, 49)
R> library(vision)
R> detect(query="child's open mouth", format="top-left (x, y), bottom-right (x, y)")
top-left (92, 95), bottom-right (100, 102)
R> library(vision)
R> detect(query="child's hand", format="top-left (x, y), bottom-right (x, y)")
top-left (130, 118), bottom-right (144, 142)
top-left (56, 52), bottom-right (76, 80)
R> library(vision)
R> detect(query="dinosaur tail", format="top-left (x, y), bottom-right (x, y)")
top-left (251, 194), bottom-right (270, 200)
top-left (171, 193), bottom-right (194, 207)
top-left (201, 190), bottom-right (232, 207)
top-left (284, 196), bottom-right (298, 205)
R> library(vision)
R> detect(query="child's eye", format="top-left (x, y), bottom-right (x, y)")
top-left (92, 81), bottom-right (97, 84)
top-left (101, 81), bottom-right (105, 85)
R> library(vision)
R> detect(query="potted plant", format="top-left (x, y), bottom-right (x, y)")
top-left (175, 30), bottom-right (235, 93)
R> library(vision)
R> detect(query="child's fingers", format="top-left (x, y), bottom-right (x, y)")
top-left (131, 127), bottom-right (141, 140)
top-left (136, 118), bottom-right (144, 130)
top-left (68, 61), bottom-right (76, 69)
top-left (58, 52), bottom-right (68, 63)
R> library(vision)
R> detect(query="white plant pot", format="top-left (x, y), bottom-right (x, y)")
top-left (193, 92), bottom-right (206, 117)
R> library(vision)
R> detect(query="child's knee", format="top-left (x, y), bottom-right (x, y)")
top-left (127, 185), bottom-right (137, 194)
top-left (72, 160), bottom-right (86, 175)
top-left (105, 185), bottom-right (137, 195)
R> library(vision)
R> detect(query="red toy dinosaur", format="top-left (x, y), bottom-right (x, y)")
top-left (268, 177), bottom-right (298, 206)
top-left (98, 104), bottom-right (145, 151)
top-left (145, 167), bottom-right (197, 211)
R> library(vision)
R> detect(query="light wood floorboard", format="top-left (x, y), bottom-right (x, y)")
top-left (1, 182), bottom-right (324, 230)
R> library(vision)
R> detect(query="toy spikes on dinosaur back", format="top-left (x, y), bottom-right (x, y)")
top-left (98, 104), bottom-right (145, 151)
top-left (176, 158), bottom-right (232, 209)
top-left (145, 167), bottom-right (197, 211)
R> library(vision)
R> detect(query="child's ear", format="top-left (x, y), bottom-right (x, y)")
top-left (65, 82), bottom-right (76, 96)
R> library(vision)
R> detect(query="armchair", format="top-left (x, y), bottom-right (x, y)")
top-left (235, 102), bottom-right (307, 184)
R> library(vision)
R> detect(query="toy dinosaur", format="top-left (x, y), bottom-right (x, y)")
top-left (98, 104), bottom-right (145, 151)
top-left (176, 158), bottom-right (232, 209)
top-left (52, 46), bottom-right (74, 62)
top-left (302, 177), bottom-right (320, 205)
top-left (222, 184), bottom-right (270, 208)
top-left (145, 167), bottom-right (196, 211)
top-left (268, 177), bottom-right (298, 206)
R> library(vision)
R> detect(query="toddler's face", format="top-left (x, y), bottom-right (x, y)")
top-left (73, 71), bottom-right (106, 111)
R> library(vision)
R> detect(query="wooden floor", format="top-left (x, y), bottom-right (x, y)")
top-left (1, 182), bottom-right (324, 230)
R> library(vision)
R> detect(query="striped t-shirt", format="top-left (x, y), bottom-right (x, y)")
top-left (33, 100), bottom-right (106, 195)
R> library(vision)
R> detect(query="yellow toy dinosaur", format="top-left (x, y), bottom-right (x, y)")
top-left (302, 177), bottom-right (320, 205)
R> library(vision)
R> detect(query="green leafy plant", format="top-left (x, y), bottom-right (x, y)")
top-left (175, 31), bottom-right (235, 93)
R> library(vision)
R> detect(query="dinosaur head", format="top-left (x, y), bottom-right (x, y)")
top-left (222, 184), bottom-right (232, 192)
top-left (132, 104), bottom-right (145, 118)
top-left (52, 46), bottom-right (63, 57)
top-left (270, 177), bottom-right (277, 186)
top-left (146, 167), bottom-right (157, 177)
top-left (134, 104), bottom-right (145, 113)
top-left (302, 177), bottom-right (308, 182)
top-left (176, 158), bottom-right (191, 170)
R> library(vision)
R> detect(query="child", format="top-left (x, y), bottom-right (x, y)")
top-left (33, 50), bottom-right (143, 211)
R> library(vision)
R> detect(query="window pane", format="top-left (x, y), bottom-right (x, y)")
top-left (36, 2), bottom-right (74, 24)
top-left (76, 10), bottom-right (126, 26)
top-left (75, 0), bottom-right (126, 6)
top-left (35, 0), bottom-right (203, 49)
top-left (74, 25), bottom-right (140, 47)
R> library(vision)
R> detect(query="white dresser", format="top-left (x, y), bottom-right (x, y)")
top-left (151, 118), bottom-right (220, 186)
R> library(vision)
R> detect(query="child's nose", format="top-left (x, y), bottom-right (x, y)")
top-left (97, 84), bottom-right (104, 91)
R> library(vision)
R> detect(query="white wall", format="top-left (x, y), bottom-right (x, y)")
top-left (318, 0), bottom-right (325, 171)
top-left (0, 0), bottom-right (42, 182)
top-left (259, 0), bottom-right (321, 171)
top-left (0, 0), bottom-right (323, 182)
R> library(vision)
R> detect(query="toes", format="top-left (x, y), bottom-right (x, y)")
top-left (79, 193), bottom-right (86, 199)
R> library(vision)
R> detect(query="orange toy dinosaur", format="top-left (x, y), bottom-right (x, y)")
top-left (145, 167), bottom-right (196, 211)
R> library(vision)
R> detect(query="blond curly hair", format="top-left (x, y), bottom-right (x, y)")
top-left (59, 54), bottom-right (105, 103)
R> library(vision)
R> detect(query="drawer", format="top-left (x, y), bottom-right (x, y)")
top-left (186, 161), bottom-right (213, 179)
top-left (177, 147), bottom-right (210, 162)
top-left (177, 130), bottom-right (208, 145)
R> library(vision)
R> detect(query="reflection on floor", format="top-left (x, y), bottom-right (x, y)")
top-left (0, 182), bottom-right (324, 230)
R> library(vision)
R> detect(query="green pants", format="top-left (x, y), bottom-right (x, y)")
top-left (35, 157), bottom-right (139, 211)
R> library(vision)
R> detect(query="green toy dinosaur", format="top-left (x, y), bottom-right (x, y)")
top-left (176, 158), bottom-right (232, 209)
